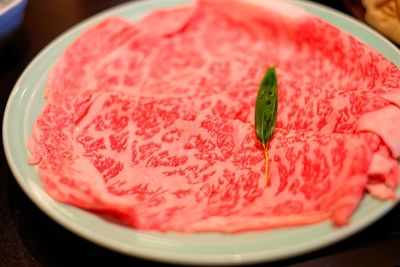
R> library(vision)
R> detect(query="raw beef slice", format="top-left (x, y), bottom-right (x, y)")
top-left (29, 92), bottom-right (381, 232)
top-left (28, 0), bottom-right (400, 232)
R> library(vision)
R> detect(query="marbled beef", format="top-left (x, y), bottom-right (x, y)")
top-left (28, 0), bottom-right (400, 232)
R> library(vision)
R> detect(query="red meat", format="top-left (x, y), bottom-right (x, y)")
top-left (28, 0), bottom-right (400, 232)
top-left (29, 93), bottom-right (382, 231)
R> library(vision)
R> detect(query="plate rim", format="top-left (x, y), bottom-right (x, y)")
top-left (3, 0), bottom-right (400, 265)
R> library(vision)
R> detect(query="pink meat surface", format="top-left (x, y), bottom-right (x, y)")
top-left (28, 0), bottom-right (400, 232)
top-left (29, 92), bottom-right (382, 231)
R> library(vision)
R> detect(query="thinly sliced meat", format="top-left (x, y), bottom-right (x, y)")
top-left (291, 15), bottom-right (399, 94)
top-left (29, 0), bottom-right (400, 233)
top-left (368, 148), bottom-right (399, 188)
top-left (46, 18), bottom-right (139, 108)
top-left (135, 6), bottom-right (195, 36)
top-left (366, 147), bottom-right (399, 200)
top-left (51, 0), bottom-right (398, 142)
top-left (30, 92), bottom-right (382, 232)
top-left (380, 91), bottom-right (400, 109)
top-left (28, 104), bottom-right (136, 218)
top-left (357, 105), bottom-right (400, 158)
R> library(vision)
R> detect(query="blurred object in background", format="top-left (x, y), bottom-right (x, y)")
top-left (362, 0), bottom-right (400, 45)
top-left (343, 0), bottom-right (400, 45)
top-left (0, 0), bottom-right (28, 47)
top-left (342, 0), bottom-right (367, 20)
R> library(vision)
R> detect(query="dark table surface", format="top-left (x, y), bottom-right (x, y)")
top-left (1, 1), bottom-right (399, 266)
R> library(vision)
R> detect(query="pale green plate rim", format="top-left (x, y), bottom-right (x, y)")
top-left (3, 0), bottom-right (400, 265)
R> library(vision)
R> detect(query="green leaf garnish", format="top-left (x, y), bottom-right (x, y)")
top-left (255, 67), bottom-right (278, 186)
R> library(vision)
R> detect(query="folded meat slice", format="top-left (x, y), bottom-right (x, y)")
top-left (366, 150), bottom-right (398, 200)
top-left (357, 105), bottom-right (400, 158)
top-left (357, 105), bottom-right (400, 200)
top-left (28, 104), bottom-right (137, 219)
top-left (29, 92), bottom-right (382, 232)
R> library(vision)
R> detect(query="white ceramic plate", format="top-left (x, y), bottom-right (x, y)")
top-left (3, 0), bottom-right (400, 265)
